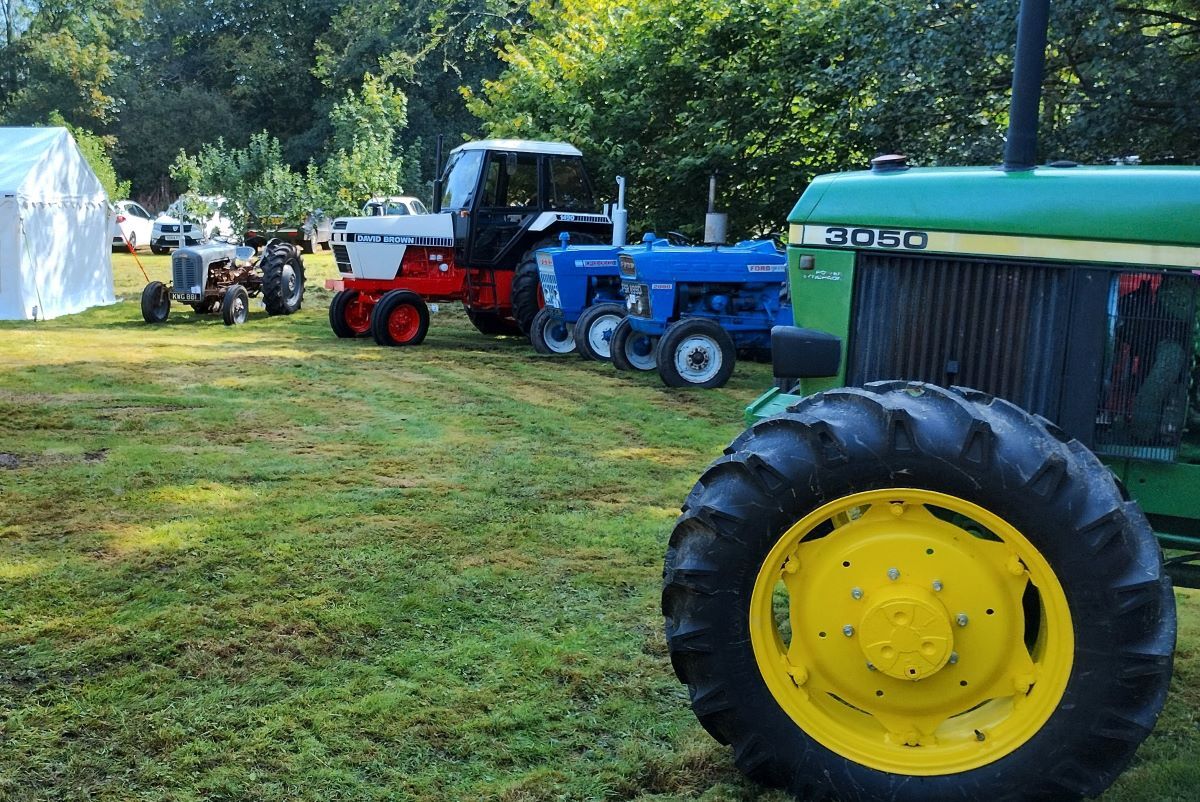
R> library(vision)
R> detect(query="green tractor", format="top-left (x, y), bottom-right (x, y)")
top-left (663, 1), bottom-right (1192, 799)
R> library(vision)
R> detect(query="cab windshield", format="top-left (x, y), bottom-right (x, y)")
top-left (440, 150), bottom-right (484, 211)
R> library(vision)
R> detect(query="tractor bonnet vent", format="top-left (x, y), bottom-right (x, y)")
top-left (848, 252), bottom-right (1072, 419)
top-left (171, 250), bottom-right (204, 291)
top-left (334, 220), bottom-right (348, 230)
top-left (332, 244), bottom-right (352, 273)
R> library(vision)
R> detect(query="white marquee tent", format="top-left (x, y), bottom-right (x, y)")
top-left (0, 127), bottom-right (114, 320)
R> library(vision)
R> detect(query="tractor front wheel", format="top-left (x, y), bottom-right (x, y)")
top-left (141, 281), bottom-right (170, 323)
top-left (575, 303), bottom-right (625, 361)
top-left (261, 241), bottom-right (305, 315)
top-left (530, 307), bottom-right (575, 355)
top-left (221, 284), bottom-right (250, 325)
top-left (329, 290), bottom-right (372, 338)
top-left (371, 289), bottom-right (430, 346)
top-left (610, 318), bottom-right (657, 372)
top-left (663, 382), bottom-right (1175, 802)
top-left (656, 318), bottom-right (735, 388)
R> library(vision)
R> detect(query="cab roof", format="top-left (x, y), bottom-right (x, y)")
top-left (451, 139), bottom-right (583, 157)
top-left (790, 165), bottom-right (1200, 247)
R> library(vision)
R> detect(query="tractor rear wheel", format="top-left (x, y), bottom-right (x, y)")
top-left (656, 318), bottom-right (736, 388)
top-left (221, 284), bottom-right (250, 326)
top-left (530, 307), bottom-right (575, 355)
top-left (261, 241), bottom-right (305, 315)
top-left (371, 289), bottom-right (430, 346)
top-left (141, 281), bottom-right (170, 323)
top-left (663, 382), bottom-right (1175, 802)
top-left (511, 232), bottom-right (600, 335)
top-left (329, 290), bottom-right (372, 338)
top-left (575, 303), bottom-right (625, 361)
top-left (610, 318), bottom-right (657, 372)
top-left (466, 307), bottom-right (522, 336)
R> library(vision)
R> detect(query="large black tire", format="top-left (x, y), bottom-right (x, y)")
top-left (656, 317), bottom-right (736, 388)
top-left (510, 232), bottom-right (600, 335)
top-left (371, 289), bottom-right (430, 346)
top-left (574, 302), bottom-right (626, 361)
top-left (329, 290), bottom-right (372, 338)
top-left (529, 306), bottom-right (575, 355)
top-left (221, 284), bottom-right (250, 325)
top-left (261, 241), bottom-right (305, 316)
top-left (466, 307), bottom-right (522, 336)
top-left (141, 281), bottom-right (170, 323)
top-left (610, 317), bottom-right (657, 372)
top-left (663, 382), bottom-right (1175, 802)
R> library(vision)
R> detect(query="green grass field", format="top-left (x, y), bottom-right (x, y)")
top-left (1, 252), bottom-right (1197, 801)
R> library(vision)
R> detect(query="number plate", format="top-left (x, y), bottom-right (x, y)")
top-left (171, 292), bottom-right (202, 302)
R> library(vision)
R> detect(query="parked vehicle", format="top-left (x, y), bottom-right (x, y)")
top-left (111, 200), bottom-right (154, 251)
top-left (530, 237), bottom-right (627, 358)
top-left (362, 196), bottom-right (428, 217)
top-left (664, 2), bottom-right (1187, 800)
top-left (245, 212), bottom-right (332, 253)
top-left (151, 195), bottom-right (234, 254)
top-left (140, 239), bottom-right (305, 326)
top-left (613, 237), bottom-right (790, 387)
top-left (327, 139), bottom-right (612, 345)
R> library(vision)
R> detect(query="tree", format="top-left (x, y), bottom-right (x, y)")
top-left (47, 109), bottom-right (131, 198)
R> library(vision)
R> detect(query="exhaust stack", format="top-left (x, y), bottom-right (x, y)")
top-left (1003, 0), bottom-right (1051, 171)
top-left (612, 176), bottom-right (628, 247)
top-left (703, 174), bottom-right (728, 245)
top-left (432, 134), bottom-right (445, 212)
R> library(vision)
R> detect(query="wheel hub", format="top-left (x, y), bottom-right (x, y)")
top-left (857, 588), bottom-right (953, 681)
top-left (686, 347), bottom-right (709, 370)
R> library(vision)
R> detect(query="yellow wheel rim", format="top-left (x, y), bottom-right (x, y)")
top-left (750, 489), bottom-right (1073, 775)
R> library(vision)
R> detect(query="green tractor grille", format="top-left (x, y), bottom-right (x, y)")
top-left (847, 252), bottom-right (1072, 421)
top-left (846, 252), bottom-right (1199, 463)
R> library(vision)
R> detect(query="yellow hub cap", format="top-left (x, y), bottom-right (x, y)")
top-left (750, 489), bottom-right (1073, 774)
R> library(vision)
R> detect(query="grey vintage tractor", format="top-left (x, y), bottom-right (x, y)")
top-left (140, 240), bottom-right (305, 326)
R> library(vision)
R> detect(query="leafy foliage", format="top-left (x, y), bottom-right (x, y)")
top-left (470, 0), bottom-right (1200, 237)
top-left (47, 109), bottom-right (131, 198)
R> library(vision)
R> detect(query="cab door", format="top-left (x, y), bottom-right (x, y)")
top-left (468, 150), bottom-right (543, 266)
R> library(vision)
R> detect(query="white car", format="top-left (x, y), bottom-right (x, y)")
top-left (151, 195), bottom-right (235, 254)
top-left (361, 196), bottom-right (428, 217)
top-left (111, 200), bottom-right (155, 251)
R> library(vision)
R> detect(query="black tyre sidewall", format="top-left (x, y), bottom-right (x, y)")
top-left (221, 285), bottom-right (249, 326)
top-left (261, 242), bottom-right (305, 316)
top-left (663, 383), bottom-right (1175, 801)
top-left (141, 281), bottom-right (170, 323)
top-left (530, 306), bottom-right (572, 355)
top-left (656, 318), bottom-right (736, 388)
top-left (610, 317), bottom-right (656, 372)
top-left (575, 303), bottom-right (625, 361)
top-left (370, 289), bottom-right (430, 346)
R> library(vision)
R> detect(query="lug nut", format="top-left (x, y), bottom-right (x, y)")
top-left (887, 568), bottom-right (900, 581)
top-left (932, 580), bottom-right (944, 592)
top-left (842, 625), bottom-right (855, 637)
top-left (866, 662), bottom-right (877, 671)
top-left (956, 613), bottom-right (969, 627)
top-left (851, 587), bottom-right (863, 600)
top-left (948, 652), bottom-right (959, 665)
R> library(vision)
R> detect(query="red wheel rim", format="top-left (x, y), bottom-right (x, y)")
top-left (387, 303), bottom-right (420, 343)
top-left (345, 297), bottom-right (371, 334)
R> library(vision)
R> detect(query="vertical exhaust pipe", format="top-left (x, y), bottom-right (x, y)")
top-left (612, 176), bottom-right (628, 247)
top-left (703, 173), bottom-right (728, 245)
top-left (432, 134), bottom-right (445, 212)
top-left (1003, 0), bottom-right (1051, 171)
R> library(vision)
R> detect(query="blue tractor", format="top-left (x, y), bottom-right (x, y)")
top-left (611, 237), bottom-right (791, 388)
top-left (530, 237), bottom-right (627, 359)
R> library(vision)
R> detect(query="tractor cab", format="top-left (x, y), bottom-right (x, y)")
top-left (327, 139), bottom-right (614, 341)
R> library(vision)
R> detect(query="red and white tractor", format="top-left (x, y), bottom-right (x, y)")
top-left (325, 139), bottom-right (613, 345)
